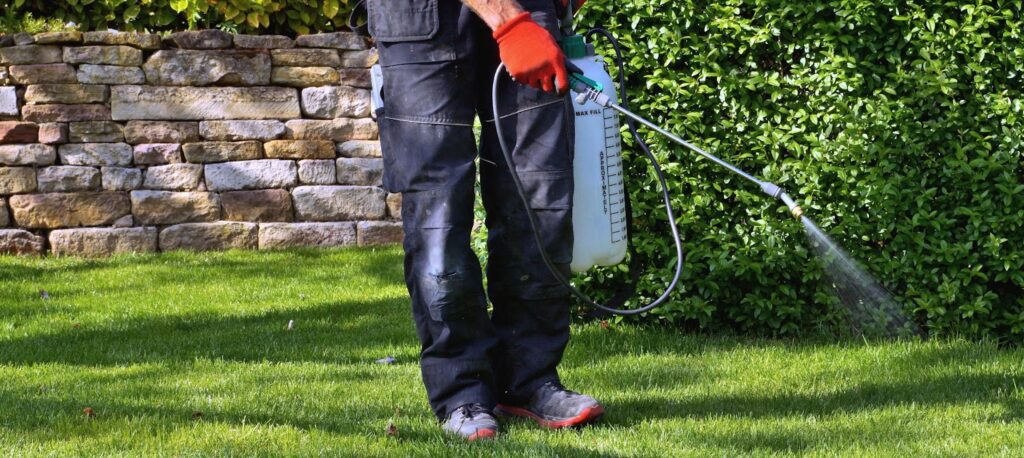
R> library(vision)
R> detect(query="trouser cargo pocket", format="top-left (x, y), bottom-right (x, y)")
top-left (367, 0), bottom-right (439, 42)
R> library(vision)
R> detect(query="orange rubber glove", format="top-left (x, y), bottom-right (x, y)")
top-left (493, 12), bottom-right (569, 94)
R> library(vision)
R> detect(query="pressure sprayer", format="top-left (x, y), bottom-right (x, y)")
top-left (490, 8), bottom-right (805, 316)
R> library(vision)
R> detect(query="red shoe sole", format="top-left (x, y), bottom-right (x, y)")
top-left (467, 428), bottom-right (497, 441)
top-left (495, 404), bottom-right (605, 429)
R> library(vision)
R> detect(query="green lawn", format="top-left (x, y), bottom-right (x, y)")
top-left (1, 247), bottom-right (1022, 456)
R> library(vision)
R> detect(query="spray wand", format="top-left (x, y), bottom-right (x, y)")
top-left (569, 76), bottom-right (804, 220)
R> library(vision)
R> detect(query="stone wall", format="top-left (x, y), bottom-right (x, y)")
top-left (0, 30), bottom-right (402, 257)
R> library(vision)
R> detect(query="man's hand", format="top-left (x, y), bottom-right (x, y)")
top-left (461, 0), bottom-right (569, 94)
top-left (492, 12), bottom-right (569, 93)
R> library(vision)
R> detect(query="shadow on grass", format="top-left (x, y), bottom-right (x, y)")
top-left (1, 247), bottom-right (406, 303)
top-left (0, 298), bottom-right (417, 366)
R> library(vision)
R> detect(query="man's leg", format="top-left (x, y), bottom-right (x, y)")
top-left (374, 1), bottom-right (498, 421)
top-left (476, 0), bottom-right (576, 406)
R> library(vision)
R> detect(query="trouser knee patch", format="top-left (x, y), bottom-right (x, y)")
top-left (422, 270), bottom-right (483, 322)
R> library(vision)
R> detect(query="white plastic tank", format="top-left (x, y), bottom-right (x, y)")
top-left (567, 42), bottom-right (627, 272)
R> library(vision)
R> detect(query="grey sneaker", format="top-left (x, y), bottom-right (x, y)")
top-left (495, 381), bottom-right (604, 429)
top-left (442, 404), bottom-right (499, 440)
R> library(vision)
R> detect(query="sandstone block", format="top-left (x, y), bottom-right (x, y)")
top-left (9, 64), bottom-right (77, 84)
top-left (204, 159), bottom-right (297, 191)
top-left (295, 32), bottom-right (367, 50)
top-left (0, 229), bottom-right (45, 255)
top-left (9, 192), bottom-right (130, 228)
top-left (234, 35), bottom-right (294, 49)
top-left (143, 163), bottom-right (204, 190)
top-left (24, 84), bottom-right (109, 104)
top-left (355, 119), bottom-right (378, 140)
top-left (101, 166), bottom-right (144, 191)
top-left (112, 214), bottom-right (134, 227)
top-left (386, 193), bottom-right (402, 219)
top-left (34, 32), bottom-right (83, 45)
top-left (336, 140), bottom-right (382, 158)
top-left (38, 123), bottom-right (68, 144)
top-left (0, 121), bottom-right (38, 144)
top-left (11, 33), bottom-right (32, 46)
top-left (0, 87), bottom-right (16, 117)
top-left (49, 227), bottom-right (157, 257)
top-left (131, 190), bottom-right (220, 225)
top-left (0, 45), bottom-right (62, 65)
top-left (111, 86), bottom-right (301, 120)
top-left (221, 189), bottom-right (293, 222)
top-left (285, 118), bottom-right (377, 141)
top-left (37, 165), bottom-right (101, 192)
top-left (124, 121), bottom-right (199, 144)
top-left (58, 143), bottom-right (132, 166)
top-left (199, 120), bottom-right (285, 141)
top-left (170, 30), bottom-right (233, 49)
top-left (83, 31), bottom-right (162, 50)
top-left (298, 159), bottom-right (336, 185)
top-left (339, 49), bottom-right (378, 68)
top-left (336, 157), bottom-right (383, 186)
top-left (301, 86), bottom-right (371, 119)
top-left (77, 64), bottom-right (146, 84)
top-left (270, 48), bottom-right (340, 67)
top-left (258, 222), bottom-right (356, 250)
top-left (292, 185), bottom-right (386, 221)
top-left (133, 143), bottom-right (182, 165)
top-left (160, 222), bottom-right (257, 252)
top-left (63, 46), bottom-right (142, 66)
top-left (0, 144), bottom-right (56, 165)
top-left (23, 104), bottom-right (111, 123)
top-left (264, 140), bottom-right (334, 159)
top-left (271, 67), bottom-right (339, 87)
top-left (358, 221), bottom-right (404, 246)
top-left (0, 167), bottom-right (36, 194)
top-left (144, 49), bottom-right (271, 86)
top-left (182, 141), bottom-right (262, 163)
top-left (69, 121), bottom-right (123, 143)
top-left (339, 68), bottom-right (372, 88)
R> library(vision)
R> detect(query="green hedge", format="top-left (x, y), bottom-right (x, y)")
top-left (573, 0), bottom-right (1024, 341)
top-left (0, 0), bottom-right (354, 35)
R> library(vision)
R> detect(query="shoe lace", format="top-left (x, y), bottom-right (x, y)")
top-left (457, 403), bottom-right (491, 420)
top-left (541, 381), bottom-right (580, 398)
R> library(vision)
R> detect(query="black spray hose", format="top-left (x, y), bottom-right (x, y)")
top-left (491, 32), bottom-right (685, 316)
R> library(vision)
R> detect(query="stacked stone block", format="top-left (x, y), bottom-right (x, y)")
top-left (0, 30), bottom-right (402, 256)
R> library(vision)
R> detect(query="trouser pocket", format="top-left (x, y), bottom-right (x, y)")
top-left (367, 0), bottom-right (439, 42)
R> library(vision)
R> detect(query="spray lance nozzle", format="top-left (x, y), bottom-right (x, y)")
top-left (759, 181), bottom-right (803, 220)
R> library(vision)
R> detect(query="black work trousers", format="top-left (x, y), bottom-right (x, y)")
top-left (368, 0), bottom-right (575, 420)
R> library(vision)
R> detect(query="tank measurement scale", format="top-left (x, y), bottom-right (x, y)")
top-left (604, 107), bottom-right (626, 243)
